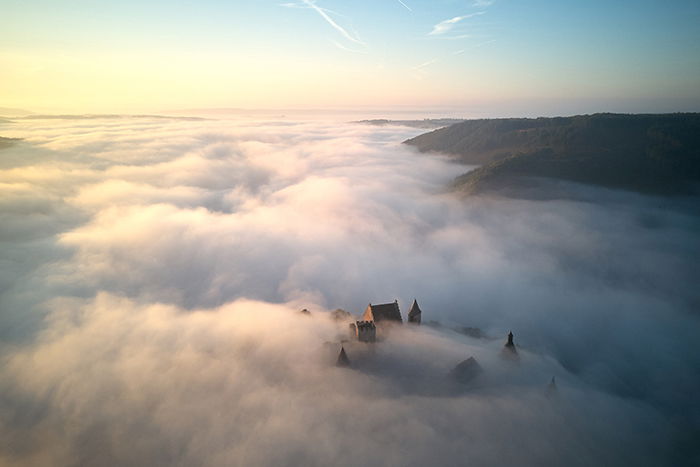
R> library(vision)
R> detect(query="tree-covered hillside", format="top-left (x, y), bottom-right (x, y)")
top-left (404, 113), bottom-right (700, 195)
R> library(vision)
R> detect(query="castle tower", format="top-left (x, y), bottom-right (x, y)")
top-left (505, 331), bottom-right (516, 350)
top-left (501, 331), bottom-right (519, 360)
top-left (354, 320), bottom-right (376, 342)
top-left (407, 299), bottom-right (422, 324)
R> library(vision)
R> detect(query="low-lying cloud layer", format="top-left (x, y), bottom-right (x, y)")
top-left (0, 115), bottom-right (698, 466)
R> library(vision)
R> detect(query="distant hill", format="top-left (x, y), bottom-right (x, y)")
top-left (0, 136), bottom-right (20, 150)
top-left (404, 113), bottom-right (700, 196)
top-left (354, 118), bottom-right (465, 129)
top-left (0, 107), bottom-right (34, 117)
top-left (16, 114), bottom-right (207, 121)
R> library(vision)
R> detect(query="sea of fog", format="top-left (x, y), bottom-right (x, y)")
top-left (0, 115), bottom-right (698, 466)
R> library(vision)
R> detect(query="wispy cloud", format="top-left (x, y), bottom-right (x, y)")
top-left (450, 40), bottom-right (495, 57)
top-left (412, 58), bottom-right (439, 70)
top-left (436, 34), bottom-right (472, 40)
top-left (474, 39), bottom-right (496, 48)
top-left (428, 12), bottom-right (485, 36)
top-left (397, 0), bottom-right (412, 12)
top-left (332, 40), bottom-right (368, 54)
top-left (301, 0), bottom-right (365, 46)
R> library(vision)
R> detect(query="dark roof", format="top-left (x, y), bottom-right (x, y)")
top-left (362, 301), bottom-right (402, 323)
top-left (408, 299), bottom-right (422, 323)
top-left (449, 356), bottom-right (483, 384)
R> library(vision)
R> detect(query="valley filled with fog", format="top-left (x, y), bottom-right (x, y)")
top-left (0, 115), bottom-right (698, 466)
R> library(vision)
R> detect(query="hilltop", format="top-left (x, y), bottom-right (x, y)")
top-left (0, 136), bottom-right (19, 150)
top-left (404, 113), bottom-right (700, 196)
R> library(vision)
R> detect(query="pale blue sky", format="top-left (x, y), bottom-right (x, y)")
top-left (2, 0), bottom-right (699, 114)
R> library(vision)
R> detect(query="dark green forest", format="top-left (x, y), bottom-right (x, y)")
top-left (405, 113), bottom-right (700, 196)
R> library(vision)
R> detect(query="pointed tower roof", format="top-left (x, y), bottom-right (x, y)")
top-left (501, 331), bottom-right (519, 360)
top-left (336, 346), bottom-right (351, 367)
top-left (504, 331), bottom-right (516, 351)
top-left (408, 299), bottom-right (422, 324)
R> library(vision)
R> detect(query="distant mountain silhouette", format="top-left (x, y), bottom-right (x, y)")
top-left (405, 113), bottom-right (700, 196)
top-left (0, 107), bottom-right (34, 117)
top-left (0, 136), bottom-right (19, 150)
top-left (16, 114), bottom-right (207, 121)
top-left (354, 118), bottom-right (465, 129)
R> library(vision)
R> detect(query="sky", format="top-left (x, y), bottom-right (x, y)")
top-left (2, 0), bottom-right (700, 115)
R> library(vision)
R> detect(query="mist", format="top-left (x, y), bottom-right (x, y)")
top-left (0, 115), bottom-right (698, 466)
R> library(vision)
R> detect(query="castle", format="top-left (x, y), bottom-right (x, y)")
top-left (348, 299), bottom-right (423, 342)
top-left (336, 301), bottom-right (534, 387)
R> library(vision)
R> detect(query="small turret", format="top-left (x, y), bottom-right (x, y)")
top-left (501, 331), bottom-right (519, 360)
top-left (336, 346), bottom-right (351, 368)
top-left (407, 299), bottom-right (422, 324)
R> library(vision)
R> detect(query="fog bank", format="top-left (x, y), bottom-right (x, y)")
top-left (0, 116), bottom-right (698, 466)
